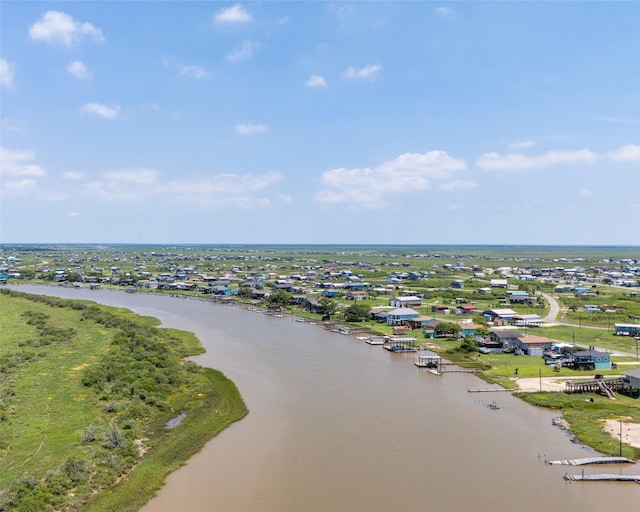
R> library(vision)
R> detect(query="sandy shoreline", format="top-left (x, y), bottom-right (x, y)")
top-left (602, 418), bottom-right (640, 449)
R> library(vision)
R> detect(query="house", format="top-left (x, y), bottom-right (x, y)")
top-left (389, 296), bottom-right (422, 308)
top-left (450, 280), bottom-right (465, 289)
top-left (508, 291), bottom-right (534, 304)
top-left (490, 329), bottom-right (524, 350)
top-left (346, 290), bottom-right (368, 301)
top-left (432, 305), bottom-right (451, 315)
top-left (484, 308), bottom-right (518, 323)
top-left (624, 368), bottom-right (640, 397)
top-left (386, 308), bottom-right (420, 326)
top-left (455, 304), bottom-right (478, 315)
top-left (422, 318), bottom-right (441, 338)
top-left (514, 335), bottom-right (553, 356)
top-left (572, 349), bottom-right (611, 370)
top-left (460, 323), bottom-right (483, 337)
top-left (491, 279), bottom-right (508, 288)
top-left (370, 308), bottom-right (390, 323)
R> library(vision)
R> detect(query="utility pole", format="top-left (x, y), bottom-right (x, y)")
top-left (619, 419), bottom-right (623, 457)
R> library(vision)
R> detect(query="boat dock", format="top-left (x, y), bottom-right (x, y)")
top-left (548, 456), bottom-right (634, 466)
top-left (414, 354), bottom-right (481, 374)
top-left (563, 473), bottom-right (640, 483)
top-left (467, 387), bottom-right (514, 393)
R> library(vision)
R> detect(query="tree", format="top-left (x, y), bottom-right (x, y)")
top-left (435, 322), bottom-right (461, 338)
top-left (343, 303), bottom-right (370, 322)
top-left (237, 287), bottom-right (251, 298)
top-left (459, 335), bottom-right (478, 353)
top-left (267, 289), bottom-right (292, 307)
top-left (318, 297), bottom-right (338, 316)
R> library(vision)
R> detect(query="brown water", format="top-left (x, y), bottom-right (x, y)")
top-left (14, 287), bottom-right (640, 511)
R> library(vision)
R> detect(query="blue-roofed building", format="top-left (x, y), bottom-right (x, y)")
top-left (386, 308), bottom-right (420, 326)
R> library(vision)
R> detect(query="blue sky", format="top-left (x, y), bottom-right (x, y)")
top-left (1, 1), bottom-right (639, 245)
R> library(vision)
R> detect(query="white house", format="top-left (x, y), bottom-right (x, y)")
top-left (389, 296), bottom-right (422, 308)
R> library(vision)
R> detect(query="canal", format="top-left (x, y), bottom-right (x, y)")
top-left (14, 287), bottom-right (640, 511)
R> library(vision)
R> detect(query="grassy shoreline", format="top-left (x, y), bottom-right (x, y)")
top-left (0, 289), bottom-right (248, 511)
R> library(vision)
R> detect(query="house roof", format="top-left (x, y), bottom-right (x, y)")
top-left (491, 329), bottom-right (524, 339)
top-left (574, 349), bottom-right (609, 357)
top-left (625, 368), bottom-right (640, 379)
top-left (516, 336), bottom-right (552, 344)
top-left (388, 308), bottom-right (420, 316)
top-left (486, 308), bottom-right (518, 317)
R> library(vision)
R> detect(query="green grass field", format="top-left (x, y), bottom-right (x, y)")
top-left (0, 290), bottom-right (247, 511)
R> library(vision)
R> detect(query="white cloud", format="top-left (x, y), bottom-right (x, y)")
top-left (579, 188), bottom-right (592, 197)
top-left (448, 204), bottom-right (463, 211)
top-left (235, 123), bottom-right (268, 135)
top-left (81, 103), bottom-right (121, 119)
top-left (278, 194), bottom-right (293, 204)
top-left (438, 179), bottom-right (477, 191)
top-left (103, 168), bottom-right (159, 185)
top-left (226, 40), bottom-right (256, 62)
top-left (306, 75), bottom-right (328, 88)
top-left (68, 211), bottom-right (81, 217)
top-left (214, 4), bottom-right (252, 24)
top-left (476, 148), bottom-right (597, 170)
top-left (178, 64), bottom-right (212, 79)
top-left (82, 168), bottom-right (160, 201)
top-left (315, 150), bottom-right (468, 208)
top-left (608, 144), bottom-right (640, 162)
top-left (0, 147), bottom-right (47, 177)
top-left (343, 64), bottom-right (383, 81)
top-left (29, 11), bottom-right (104, 46)
top-left (435, 7), bottom-right (454, 17)
top-left (509, 140), bottom-right (536, 150)
top-left (67, 60), bottom-right (92, 79)
top-left (2, 179), bottom-right (38, 196)
top-left (63, 171), bottom-right (86, 181)
top-left (0, 59), bottom-right (15, 89)
top-left (165, 171), bottom-right (282, 208)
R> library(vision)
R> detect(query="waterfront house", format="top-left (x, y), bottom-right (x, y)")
top-left (513, 335), bottom-right (553, 356)
top-left (572, 349), bottom-right (611, 370)
top-left (624, 368), bottom-right (640, 397)
top-left (490, 329), bottom-right (523, 351)
top-left (386, 308), bottom-right (420, 326)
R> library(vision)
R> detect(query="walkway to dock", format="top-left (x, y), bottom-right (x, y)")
top-left (565, 377), bottom-right (632, 398)
top-left (548, 456), bottom-right (634, 466)
top-left (563, 473), bottom-right (640, 483)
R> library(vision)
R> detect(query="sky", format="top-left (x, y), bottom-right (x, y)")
top-left (1, 1), bottom-right (639, 246)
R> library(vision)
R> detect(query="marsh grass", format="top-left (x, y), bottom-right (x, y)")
top-left (0, 290), bottom-right (247, 511)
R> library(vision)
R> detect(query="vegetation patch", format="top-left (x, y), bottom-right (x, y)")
top-left (0, 289), bottom-right (247, 511)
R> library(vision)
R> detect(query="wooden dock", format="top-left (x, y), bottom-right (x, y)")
top-left (548, 456), bottom-right (634, 466)
top-left (467, 387), bottom-right (514, 393)
top-left (563, 473), bottom-right (640, 483)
